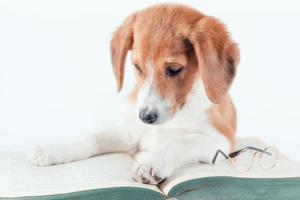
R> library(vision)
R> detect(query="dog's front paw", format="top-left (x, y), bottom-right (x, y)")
top-left (132, 152), bottom-right (174, 185)
top-left (27, 145), bottom-right (66, 166)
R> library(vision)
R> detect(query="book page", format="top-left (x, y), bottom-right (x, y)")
top-left (160, 137), bottom-right (300, 194)
top-left (0, 152), bottom-right (161, 198)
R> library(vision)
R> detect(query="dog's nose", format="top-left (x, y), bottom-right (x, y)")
top-left (139, 108), bottom-right (158, 124)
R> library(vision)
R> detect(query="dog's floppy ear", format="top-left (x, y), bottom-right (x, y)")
top-left (189, 16), bottom-right (240, 104)
top-left (110, 14), bottom-right (135, 92)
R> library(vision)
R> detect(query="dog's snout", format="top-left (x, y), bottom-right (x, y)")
top-left (139, 108), bottom-right (158, 124)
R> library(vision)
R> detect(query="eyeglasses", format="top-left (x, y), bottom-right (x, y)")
top-left (212, 146), bottom-right (279, 173)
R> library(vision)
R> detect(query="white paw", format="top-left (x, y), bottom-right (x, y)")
top-left (27, 145), bottom-right (64, 166)
top-left (132, 152), bottom-right (174, 185)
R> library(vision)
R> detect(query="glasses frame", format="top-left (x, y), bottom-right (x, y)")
top-left (212, 146), bottom-right (278, 172)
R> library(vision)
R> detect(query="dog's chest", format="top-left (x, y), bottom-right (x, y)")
top-left (122, 103), bottom-right (213, 152)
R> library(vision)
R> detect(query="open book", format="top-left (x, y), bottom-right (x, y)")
top-left (1, 138), bottom-right (300, 200)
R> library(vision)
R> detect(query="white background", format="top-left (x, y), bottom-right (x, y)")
top-left (0, 0), bottom-right (300, 161)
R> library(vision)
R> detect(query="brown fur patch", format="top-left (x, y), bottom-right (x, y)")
top-left (207, 95), bottom-right (237, 150)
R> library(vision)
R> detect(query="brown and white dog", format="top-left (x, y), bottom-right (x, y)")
top-left (28, 4), bottom-right (239, 185)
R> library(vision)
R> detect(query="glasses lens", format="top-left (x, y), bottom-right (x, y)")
top-left (233, 149), bottom-right (255, 173)
top-left (260, 146), bottom-right (278, 170)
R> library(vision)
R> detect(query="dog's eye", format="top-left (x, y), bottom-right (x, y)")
top-left (134, 64), bottom-right (142, 74)
top-left (166, 65), bottom-right (183, 77)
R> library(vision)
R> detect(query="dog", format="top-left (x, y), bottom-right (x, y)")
top-left (28, 3), bottom-right (240, 185)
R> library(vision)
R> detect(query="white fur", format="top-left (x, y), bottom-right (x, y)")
top-left (137, 60), bottom-right (172, 124)
top-left (28, 79), bottom-right (230, 185)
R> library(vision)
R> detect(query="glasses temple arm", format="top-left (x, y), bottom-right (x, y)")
top-left (238, 146), bottom-right (272, 156)
top-left (248, 146), bottom-right (273, 156)
top-left (247, 146), bottom-right (265, 152)
top-left (212, 149), bottom-right (229, 164)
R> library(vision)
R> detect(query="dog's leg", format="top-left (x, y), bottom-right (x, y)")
top-left (133, 132), bottom-right (230, 185)
top-left (28, 127), bottom-right (137, 166)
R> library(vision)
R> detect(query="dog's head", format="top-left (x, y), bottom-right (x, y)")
top-left (110, 4), bottom-right (240, 125)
